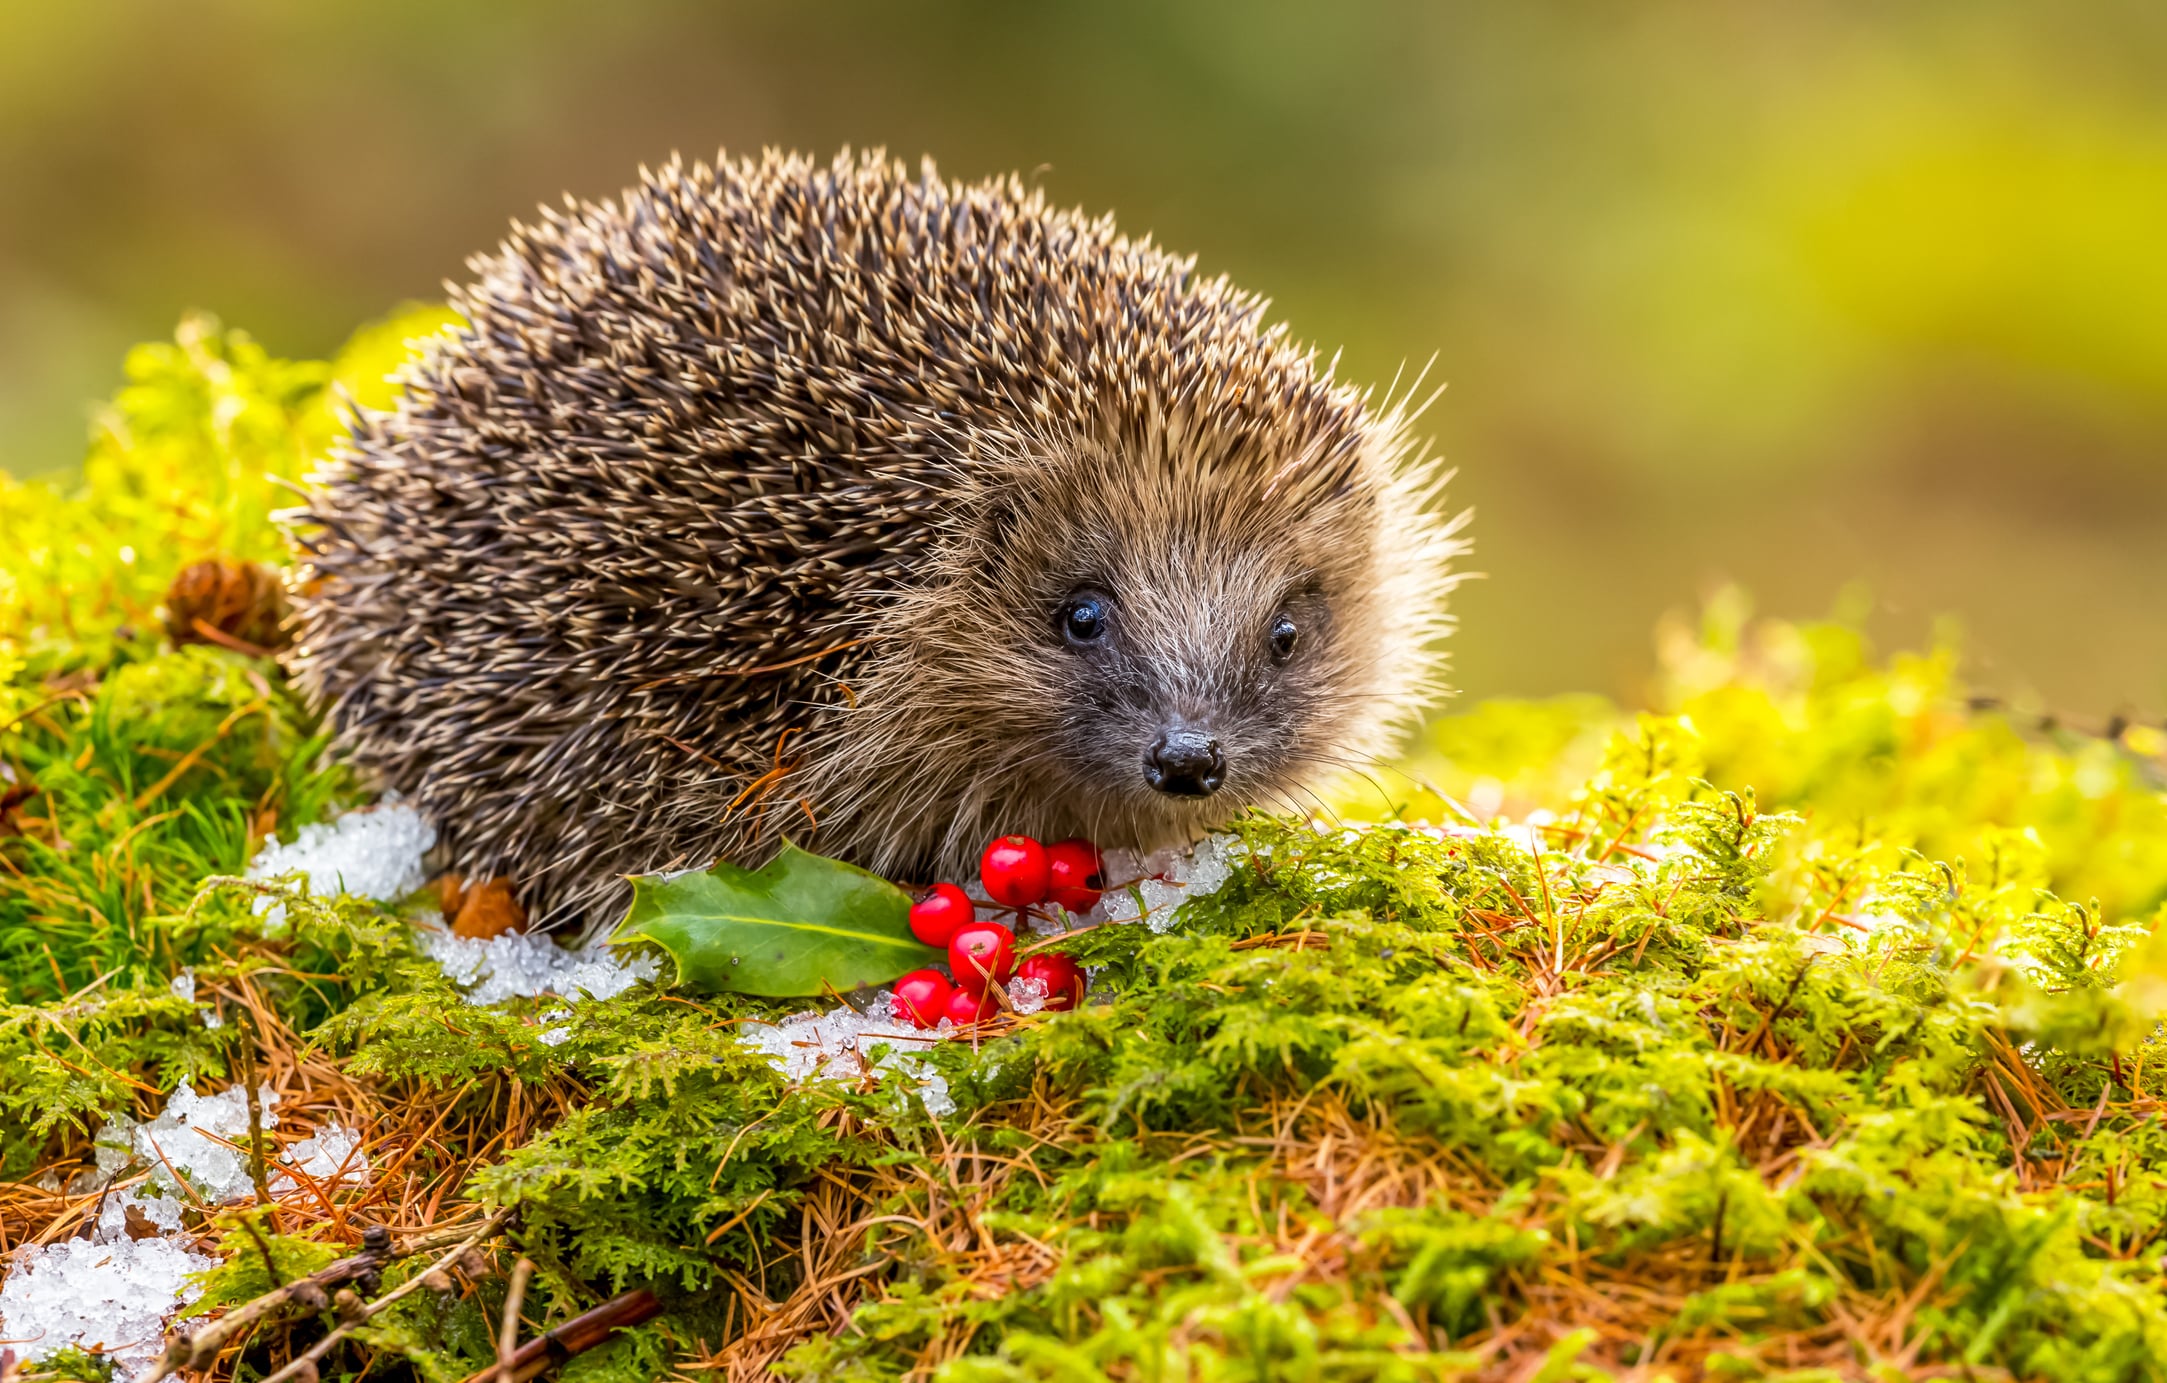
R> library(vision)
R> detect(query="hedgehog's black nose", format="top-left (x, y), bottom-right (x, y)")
top-left (1146, 728), bottom-right (1225, 798)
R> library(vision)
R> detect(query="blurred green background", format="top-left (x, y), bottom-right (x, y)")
top-left (2, 0), bottom-right (2163, 714)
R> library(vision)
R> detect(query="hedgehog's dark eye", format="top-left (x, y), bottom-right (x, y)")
top-left (1059, 593), bottom-right (1109, 648)
top-left (1269, 613), bottom-right (1299, 664)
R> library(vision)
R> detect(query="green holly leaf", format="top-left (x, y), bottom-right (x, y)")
top-left (610, 841), bottom-right (938, 996)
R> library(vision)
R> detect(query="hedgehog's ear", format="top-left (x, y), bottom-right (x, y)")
top-left (970, 489), bottom-right (1021, 552)
top-left (949, 418), bottom-right (1074, 551)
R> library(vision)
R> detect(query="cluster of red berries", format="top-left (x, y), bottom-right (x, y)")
top-left (891, 835), bottom-right (1102, 1029)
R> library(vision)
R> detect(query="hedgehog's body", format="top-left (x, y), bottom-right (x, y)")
top-left (291, 150), bottom-right (1463, 930)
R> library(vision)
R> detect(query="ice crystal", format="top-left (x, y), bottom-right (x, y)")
top-left (1008, 974), bottom-right (1050, 1015)
top-left (274, 1120), bottom-right (369, 1194)
top-left (247, 802), bottom-right (436, 928)
top-left (0, 1236), bottom-right (214, 1372)
top-left (415, 929), bottom-right (659, 1006)
top-left (105, 1078), bottom-right (278, 1202)
top-left (739, 991), bottom-right (953, 1117)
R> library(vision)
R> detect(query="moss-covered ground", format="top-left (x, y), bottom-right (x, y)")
top-left (6, 318), bottom-right (2167, 1381)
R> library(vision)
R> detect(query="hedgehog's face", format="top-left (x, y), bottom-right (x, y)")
top-left (1039, 556), bottom-right (1347, 821)
top-left (821, 409), bottom-right (1453, 876)
top-left (920, 424), bottom-right (1412, 851)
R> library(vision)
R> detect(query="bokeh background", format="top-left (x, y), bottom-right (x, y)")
top-left (2, 0), bottom-right (2162, 714)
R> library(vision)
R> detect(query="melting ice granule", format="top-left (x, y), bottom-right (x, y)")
top-left (90, 1081), bottom-right (367, 1206)
top-left (739, 992), bottom-right (953, 1118)
top-left (1008, 974), bottom-right (1050, 1015)
top-left (0, 1236), bottom-right (215, 1373)
top-left (169, 966), bottom-right (223, 1028)
top-left (274, 1121), bottom-right (370, 1194)
top-left (1095, 834), bottom-right (1239, 934)
top-left (534, 1006), bottom-right (576, 1046)
top-left (415, 929), bottom-right (660, 1006)
top-left (101, 1077), bottom-right (279, 1203)
top-left (915, 1075), bottom-right (957, 1119)
top-left (247, 803), bottom-right (437, 928)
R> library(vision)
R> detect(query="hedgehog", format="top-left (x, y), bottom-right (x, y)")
top-left (289, 148), bottom-right (1466, 932)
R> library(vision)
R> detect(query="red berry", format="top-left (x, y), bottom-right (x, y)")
top-left (980, 835), bottom-right (1050, 908)
top-left (944, 985), bottom-right (998, 1025)
top-left (1015, 952), bottom-right (1086, 1011)
top-left (892, 968), bottom-right (953, 1029)
top-left (1043, 838), bottom-right (1105, 913)
top-left (947, 920), bottom-right (1017, 995)
top-left (909, 882), bottom-right (975, 948)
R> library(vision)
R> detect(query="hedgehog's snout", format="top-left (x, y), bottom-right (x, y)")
top-left (1144, 725), bottom-right (1225, 798)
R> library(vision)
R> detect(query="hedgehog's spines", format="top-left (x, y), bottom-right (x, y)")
top-left (291, 148), bottom-right (1462, 931)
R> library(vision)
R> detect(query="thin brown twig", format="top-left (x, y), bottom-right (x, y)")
top-left (496, 1257), bottom-right (535, 1383)
top-left (458, 1290), bottom-right (664, 1383)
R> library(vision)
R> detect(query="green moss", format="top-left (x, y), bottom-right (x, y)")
top-left (327, 730), bottom-right (2166, 1376)
top-left (189, 1211), bottom-right (345, 1313)
top-left (23, 1346), bottom-right (119, 1382)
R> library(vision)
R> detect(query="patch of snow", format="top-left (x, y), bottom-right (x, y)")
top-left (247, 803), bottom-right (437, 929)
top-left (4, 1082), bottom-right (354, 1373)
top-left (106, 1078), bottom-right (278, 1203)
top-left (274, 1121), bottom-right (369, 1195)
top-left (0, 1235), bottom-right (214, 1373)
top-left (92, 1187), bottom-right (188, 1244)
top-left (1175, 835), bottom-right (1234, 895)
top-left (90, 1081), bottom-right (366, 1207)
top-left (1023, 907), bottom-right (1077, 937)
top-left (415, 929), bottom-right (659, 1006)
top-left (533, 1006), bottom-right (575, 1046)
top-left (1098, 844), bottom-right (1178, 891)
top-left (739, 991), bottom-right (952, 1118)
top-left (915, 1075), bottom-right (956, 1119)
top-left (1097, 834), bottom-right (1240, 933)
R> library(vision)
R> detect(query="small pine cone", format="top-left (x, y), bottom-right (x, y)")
top-left (164, 559), bottom-right (291, 654)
